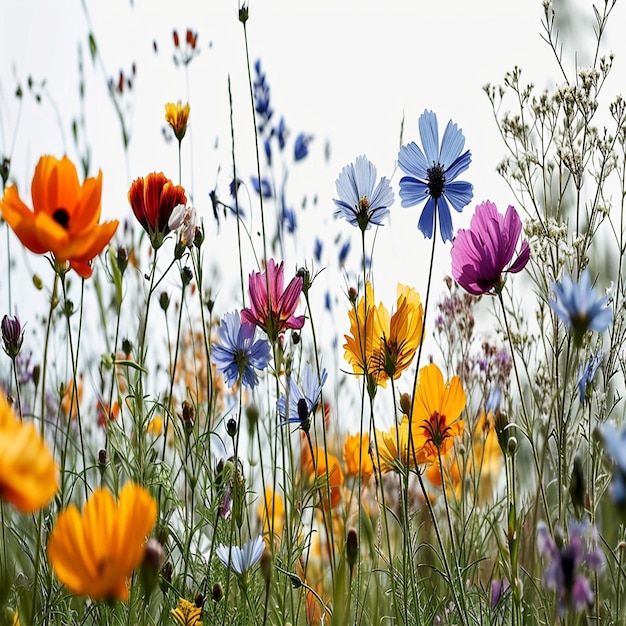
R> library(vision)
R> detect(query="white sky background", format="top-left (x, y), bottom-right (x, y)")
top-left (1, 0), bottom-right (625, 410)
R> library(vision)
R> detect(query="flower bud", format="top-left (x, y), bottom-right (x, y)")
top-left (159, 291), bottom-right (170, 312)
top-left (1, 314), bottom-right (24, 359)
top-left (212, 583), bottom-right (223, 602)
top-left (227, 417), bottom-right (238, 438)
top-left (399, 393), bottom-right (412, 417)
top-left (346, 528), bottom-right (358, 569)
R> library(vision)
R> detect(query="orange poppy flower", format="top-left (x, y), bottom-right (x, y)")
top-left (127, 172), bottom-right (186, 250)
top-left (0, 155), bottom-right (118, 278)
top-left (0, 390), bottom-right (58, 512)
top-left (411, 363), bottom-right (465, 465)
top-left (47, 482), bottom-right (157, 601)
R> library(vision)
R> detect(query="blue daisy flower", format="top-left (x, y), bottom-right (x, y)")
top-left (550, 270), bottom-right (613, 346)
top-left (212, 311), bottom-right (272, 389)
top-left (398, 110), bottom-right (473, 242)
top-left (333, 155), bottom-right (394, 232)
top-left (277, 363), bottom-right (327, 433)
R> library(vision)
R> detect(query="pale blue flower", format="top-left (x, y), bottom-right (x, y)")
top-left (550, 270), bottom-right (612, 346)
top-left (277, 364), bottom-right (327, 433)
top-left (216, 535), bottom-right (265, 575)
top-left (333, 155), bottom-right (394, 231)
top-left (577, 351), bottom-right (602, 404)
top-left (398, 109), bottom-right (473, 242)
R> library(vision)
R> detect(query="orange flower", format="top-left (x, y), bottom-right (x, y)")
top-left (343, 431), bottom-right (374, 478)
top-left (411, 363), bottom-right (465, 465)
top-left (370, 284), bottom-right (423, 381)
top-left (0, 155), bottom-right (118, 278)
top-left (127, 172), bottom-right (186, 249)
top-left (472, 410), bottom-right (504, 502)
top-left (60, 376), bottom-right (83, 421)
top-left (257, 486), bottom-right (285, 537)
top-left (344, 282), bottom-right (423, 395)
top-left (165, 101), bottom-right (191, 142)
top-left (302, 445), bottom-right (344, 510)
top-left (171, 597), bottom-right (202, 626)
top-left (47, 482), bottom-right (157, 601)
top-left (0, 390), bottom-right (58, 512)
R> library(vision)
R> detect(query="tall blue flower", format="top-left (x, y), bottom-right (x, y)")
top-left (277, 363), bottom-right (327, 433)
top-left (398, 109), bottom-right (473, 242)
top-left (212, 311), bottom-right (271, 389)
top-left (333, 156), bottom-right (394, 232)
top-left (216, 535), bottom-right (265, 576)
top-left (549, 270), bottom-right (612, 346)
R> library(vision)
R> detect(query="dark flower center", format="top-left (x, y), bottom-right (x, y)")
top-left (297, 398), bottom-right (309, 422)
top-left (560, 547), bottom-right (576, 591)
top-left (53, 208), bottom-right (70, 229)
top-left (426, 164), bottom-right (446, 199)
top-left (423, 411), bottom-right (448, 448)
top-left (356, 196), bottom-right (371, 231)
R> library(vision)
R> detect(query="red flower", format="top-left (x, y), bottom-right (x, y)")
top-left (127, 172), bottom-right (186, 250)
top-left (241, 259), bottom-right (305, 342)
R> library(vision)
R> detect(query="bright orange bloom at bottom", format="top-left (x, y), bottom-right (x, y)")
top-left (0, 390), bottom-right (58, 512)
top-left (47, 482), bottom-right (157, 601)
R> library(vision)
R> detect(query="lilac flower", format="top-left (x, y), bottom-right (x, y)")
top-left (211, 311), bottom-right (272, 388)
top-left (216, 535), bottom-right (265, 576)
top-left (600, 422), bottom-right (626, 506)
top-left (398, 109), bottom-right (473, 242)
top-left (294, 133), bottom-right (312, 161)
top-left (550, 270), bottom-right (613, 346)
top-left (277, 364), bottom-right (327, 433)
top-left (451, 201), bottom-right (530, 295)
top-left (577, 351), bottom-right (602, 404)
top-left (537, 520), bottom-right (604, 615)
top-left (333, 156), bottom-right (394, 232)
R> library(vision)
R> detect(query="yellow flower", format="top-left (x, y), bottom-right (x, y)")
top-left (472, 410), bottom-right (504, 502)
top-left (375, 417), bottom-right (415, 473)
top-left (411, 363), bottom-right (465, 465)
top-left (371, 284), bottom-right (423, 380)
top-left (47, 482), bottom-right (157, 601)
top-left (146, 414), bottom-right (163, 436)
top-left (171, 597), bottom-right (202, 626)
top-left (165, 101), bottom-right (191, 142)
top-left (343, 431), bottom-right (374, 478)
top-left (0, 390), bottom-right (58, 512)
top-left (257, 486), bottom-right (285, 537)
top-left (344, 283), bottom-right (423, 393)
top-left (0, 155), bottom-right (118, 278)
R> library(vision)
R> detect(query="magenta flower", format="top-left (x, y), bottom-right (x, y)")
top-left (451, 201), bottom-right (530, 295)
top-left (241, 259), bottom-right (305, 342)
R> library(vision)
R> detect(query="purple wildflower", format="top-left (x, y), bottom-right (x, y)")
top-left (451, 201), bottom-right (530, 295)
top-left (537, 520), bottom-right (603, 615)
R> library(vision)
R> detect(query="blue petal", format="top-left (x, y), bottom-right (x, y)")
top-left (398, 142), bottom-right (428, 179)
top-left (417, 196), bottom-right (436, 238)
top-left (418, 110), bottom-right (439, 164)
top-left (399, 176), bottom-right (429, 208)
top-left (437, 195), bottom-right (454, 242)
top-left (444, 180), bottom-right (474, 212)
top-left (445, 150), bottom-right (472, 182)
top-left (439, 119), bottom-right (465, 167)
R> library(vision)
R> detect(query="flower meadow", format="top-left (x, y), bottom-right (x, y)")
top-left (3, 1), bottom-right (626, 625)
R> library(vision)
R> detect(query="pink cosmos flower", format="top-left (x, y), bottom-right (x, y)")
top-left (451, 200), bottom-right (530, 295)
top-left (241, 259), bottom-right (305, 341)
